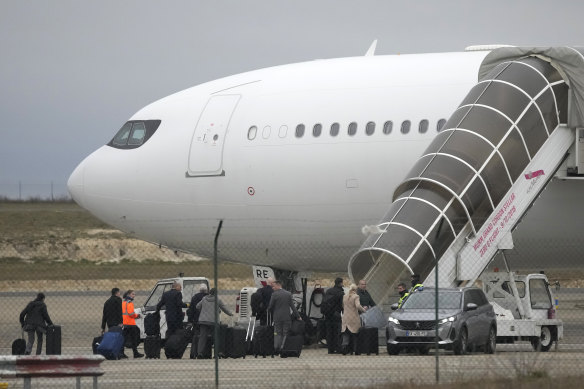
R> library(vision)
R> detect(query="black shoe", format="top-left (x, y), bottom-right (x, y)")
top-left (134, 353), bottom-right (144, 358)
top-left (119, 354), bottom-right (129, 359)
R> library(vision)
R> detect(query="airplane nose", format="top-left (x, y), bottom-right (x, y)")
top-left (67, 161), bottom-right (85, 207)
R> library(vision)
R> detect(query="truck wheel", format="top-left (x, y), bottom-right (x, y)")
top-left (453, 327), bottom-right (467, 355)
top-left (531, 326), bottom-right (553, 352)
top-left (418, 346), bottom-right (430, 355)
top-left (484, 326), bottom-right (496, 354)
top-left (387, 345), bottom-right (400, 355)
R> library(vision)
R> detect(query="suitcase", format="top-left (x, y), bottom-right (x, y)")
top-left (355, 326), bottom-right (379, 355)
top-left (290, 319), bottom-right (305, 336)
top-left (92, 335), bottom-right (103, 354)
top-left (224, 327), bottom-right (247, 358)
top-left (97, 326), bottom-right (125, 360)
top-left (164, 328), bottom-right (190, 359)
top-left (279, 334), bottom-right (303, 358)
top-left (46, 325), bottom-right (62, 355)
top-left (12, 336), bottom-right (26, 355)
top-left (144, 335), bottom-right (161, 359)
top-left (252, 325), bottom-right (274, 358)
top-left (144, 312), bottom-right (160, 336)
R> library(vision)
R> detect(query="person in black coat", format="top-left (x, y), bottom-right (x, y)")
top-left (101, 287), bottom-right (122, 333)
top-left (156, 281), bottom-right (187, 338)
top-left (256, 277), bottom-right (274, 325)
top-left (19, 292), bottom-right (53, 355)
top-left (323, 278), bottom-right (344, 354)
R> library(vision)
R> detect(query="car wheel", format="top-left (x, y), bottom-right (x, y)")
top-left (418, 346), bottom-right (430, 355)
top-left (531, 326), bottom-right (553, 352)
top-left (484, 326), bottom-right (496, 354)
top-left (453, 327), bottom-right (467, 355)
top-left (387, 344), bottom-right (400, 355)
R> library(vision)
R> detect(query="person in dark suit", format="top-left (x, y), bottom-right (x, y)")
top-left (156, 281), bottom-right (187, 338)
top-left (268, 280), bottom-right (301, 353)
top-left (19, 292), bottom-right (53, 355)
top-left (323, 277), bottom-right (344, 354)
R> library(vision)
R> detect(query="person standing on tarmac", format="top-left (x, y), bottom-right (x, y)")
top-left (322, 277), bottom-right (344, 354)
top-left (196, 288), bottom-right (233, 358)
top-left (156, 281), bottom-right (187, 338)
top-left (357, 279), bottom-right (376, 310)
top-left (268, 280), bottom-right (301, 354)
top-left (19, 292), bottom-right (53, 355)
top-left (122, 290), bottom-right (143, 358)
top-left (410, 274), bottom-right (424, 293)
top-left (257, 277), bottom-right (274, 325)
top-left (397, 283), bottom-right (409, 308)
top-left (101, 288), bottom-right (123, 333)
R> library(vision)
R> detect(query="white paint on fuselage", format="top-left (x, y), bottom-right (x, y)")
top-left (70, 50), bottom-right (583, 272)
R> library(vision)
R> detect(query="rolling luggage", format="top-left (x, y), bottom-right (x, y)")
top-left (164, 328), bottom-right (190, 359)
top-left (92, 335), bottom-right (103, 354)
top-left (224, 326), bottom-right (247, 358)
top-left (279, 334), bottom-right (303, 358)
top-left (144, 335), bottom-right (161, 359)
top-left (290, 319), bottom-right (305, 336)
top-left (245, 317), bottom-right (256, 355)
top-left (46, 325), bottom-right (62, 355)
top-left (355, 326), bottom-right (379, 355)
top-left (252, 324), bottom-right (274, 358)
top-left (144, 312), bottom-right (160, 336)
top-left (12, 332), bottom-right (26, 355)
top-left (97, 326), bottom-right (125, 360)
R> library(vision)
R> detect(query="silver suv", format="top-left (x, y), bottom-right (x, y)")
top-left (386, 287), bottom-right (496, 355)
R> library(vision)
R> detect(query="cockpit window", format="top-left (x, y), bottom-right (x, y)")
top-left (108, 120), bottom-right (161, 149)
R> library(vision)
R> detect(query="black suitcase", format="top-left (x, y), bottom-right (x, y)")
top-left (290, 319), bottom-right (305, 336)
top-left (92, 335), bottom-right (103, 354)
top-left (355, 326), bottom-right (379, 355)
top-left (12, 336), bottom-right (26, 355)
top-left (144, 335), bottom-right (161, 359)
top-left (164, 329), bottom-right (190, 359)
top-left (144, 312), bottom-right (160, 336)
top-left (253, 325), bottom-right (274, 358)
top-left (279, 334), bottom-right (303, 358)
top-left (46, 325), bottom-right (62, 355)
top-left (225, 327), bottom-right (247, 359)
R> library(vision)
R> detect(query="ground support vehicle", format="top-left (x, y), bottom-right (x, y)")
top-left (134, 275), bottom-right (210, 340)
top-left (480, 271), bottom-right (563, 352)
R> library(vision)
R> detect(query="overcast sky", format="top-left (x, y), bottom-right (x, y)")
top-left (1, 1), bottom-right (584, 198)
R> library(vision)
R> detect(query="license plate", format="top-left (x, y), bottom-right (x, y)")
top-left (406, 331), bottom-right (427, 337)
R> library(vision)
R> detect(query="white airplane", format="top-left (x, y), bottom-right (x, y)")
top-left (68, 45), bottom-right (583, 284)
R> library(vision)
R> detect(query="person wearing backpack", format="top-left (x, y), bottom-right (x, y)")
top-left (322, 278), bottom-right (344, 354)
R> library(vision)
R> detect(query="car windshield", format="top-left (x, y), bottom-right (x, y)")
top-left (402, 291), bottom-right (461, 309)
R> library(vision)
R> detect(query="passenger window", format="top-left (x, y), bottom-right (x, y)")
top-left (144, 283), bottom-right (171, 310)
top-left (262, 126), bottom-right (271, 139)
top-left (247, 126), bottom-right (257, 140)
top-left (348, 122), bottom-right (358, 136)
top-left (383, 121), bottom-right (393, 135)
top-left (278, 125), bottom-right (288, 138)
top-left (401, 120), bottom-right (411, 134)
top-left (437, 118), bottom-right (447, 132)
top-left (313, 123), bottom-right (322, 137)
top-left (295, 124), bottom-right (305, 138)
top-left (418, 119), bottom-right (429, 134)
top-left (330, 123), bottom-right (340, 137)
top-left (529, 279), bottom-right (552, 309)
top-left (365, 121), bottom-right (375, 136)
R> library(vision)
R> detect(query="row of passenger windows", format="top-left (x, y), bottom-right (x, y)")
top-left (247, 119), bottom-right (447, 140)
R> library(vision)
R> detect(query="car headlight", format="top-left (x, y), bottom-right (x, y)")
top-left (388, 317), bottom-right (400, 325)
top-left (438, 316), bottom-right (456, 325)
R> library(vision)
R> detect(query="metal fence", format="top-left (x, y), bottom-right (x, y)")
top-left (0, 203), bottom-right (583, 388)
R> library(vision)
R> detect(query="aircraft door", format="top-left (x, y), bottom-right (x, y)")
top-left (187, 94), bottom-right (241, 176)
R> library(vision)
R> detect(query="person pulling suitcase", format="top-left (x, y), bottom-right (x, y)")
top-left (19, 292), bottom-right (53, 355)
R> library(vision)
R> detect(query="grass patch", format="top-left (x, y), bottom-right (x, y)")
top-left (0, 257), bottom-right (252, 281)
